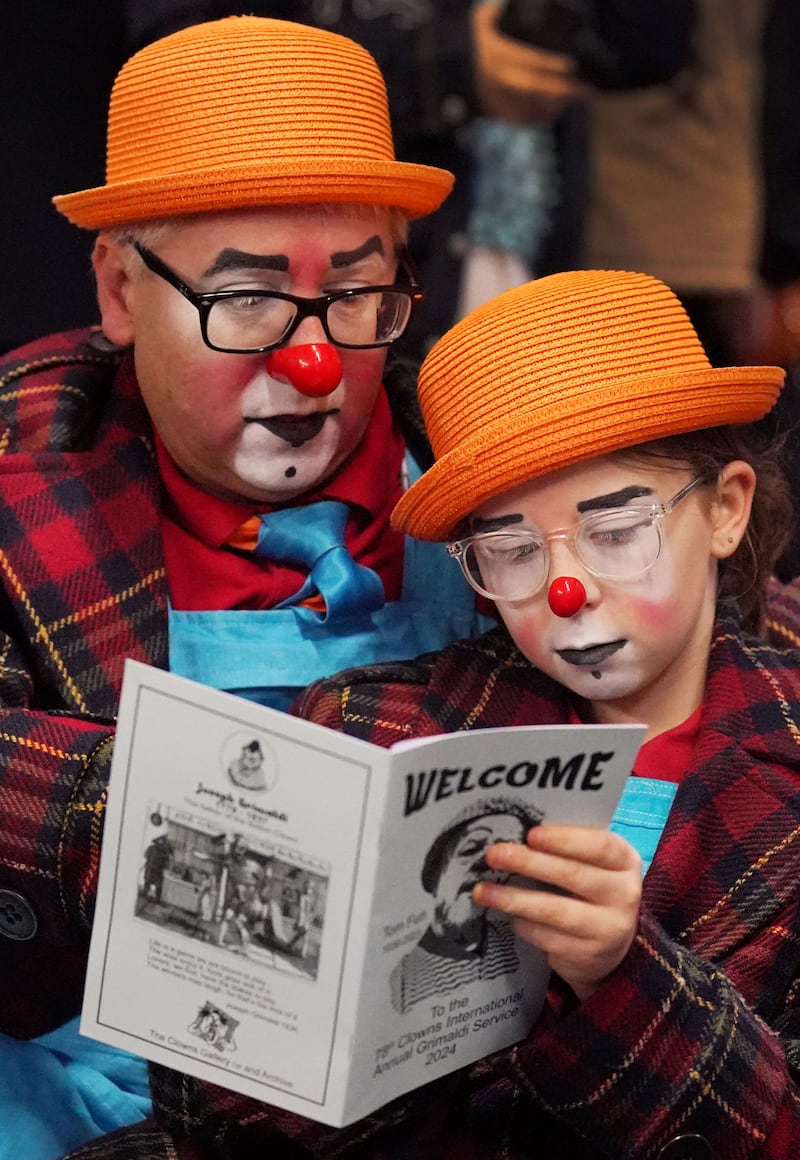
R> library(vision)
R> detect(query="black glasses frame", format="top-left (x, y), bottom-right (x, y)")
top-left (130, 240), bottom-right (424, 354)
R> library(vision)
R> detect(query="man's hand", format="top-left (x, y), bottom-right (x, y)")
top-left (473, 824), bottom-right (642, 1001)
top-left (471, 1), bottom-right (583, 124)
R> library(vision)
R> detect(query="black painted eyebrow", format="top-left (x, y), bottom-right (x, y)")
top-left (201, 236), bottom-right (385, 279)
top-left (330, 236), bottom-right (384, 268)
top-left (469, 513), bottom-right (523, 534)
top-left (202, 249), bottom-right (289, 277)
top-left (468, 486), bottom-right (654, 534)
top-left (576, 485), bottom-right (654, 514)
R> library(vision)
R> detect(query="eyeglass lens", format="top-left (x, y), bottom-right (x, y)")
top-left (463, 509), bottom-right (661, 601)
top-left (205, 288), bottom-right (413, 352)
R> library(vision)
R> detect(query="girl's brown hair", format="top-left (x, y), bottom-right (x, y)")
top-left (618, 424), bottom-right (794, 634)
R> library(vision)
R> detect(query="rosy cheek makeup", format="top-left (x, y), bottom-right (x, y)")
top-left (625, 594), bottom-right (680, 631)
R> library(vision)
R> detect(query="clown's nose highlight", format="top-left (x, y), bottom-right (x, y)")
top-left (548, 576), bottom-right (587, 617)
top-left (266, 343), bottom-right (343, 397)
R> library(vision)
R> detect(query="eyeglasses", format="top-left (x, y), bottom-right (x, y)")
top-left (130, 241), bottom-right (423, 353)
top-left (447, 477), bottom-right (707, 602)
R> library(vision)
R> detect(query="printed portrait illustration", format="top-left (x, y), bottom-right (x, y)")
top-left (390, 797), bottom-right (543, 1015)
top-left (224, 735), bottom-right (271, 792)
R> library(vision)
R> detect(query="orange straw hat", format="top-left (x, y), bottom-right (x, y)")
top-left (52, 15), bottom-right (453, 229)
top-left (392, 269), bottom-right (785, 542)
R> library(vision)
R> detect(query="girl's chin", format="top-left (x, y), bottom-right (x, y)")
top-left (557, 668), bottom-right (642, 704)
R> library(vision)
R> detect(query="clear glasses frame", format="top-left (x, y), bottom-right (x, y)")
top-left (130, 240), bottom-right (424, 353)
top-left (447, 476), bottom-right (707, 602)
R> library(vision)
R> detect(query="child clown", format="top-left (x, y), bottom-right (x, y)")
top-left (288, 270), bottom-right (800, 1159)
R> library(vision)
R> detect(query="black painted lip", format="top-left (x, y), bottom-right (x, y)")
top-left (556, 640), bottom-right (626, 666)
top-left (246, 410), bottom-right (337, 446)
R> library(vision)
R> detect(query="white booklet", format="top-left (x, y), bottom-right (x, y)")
top-left (81, 659), bottom-right (645, 1127)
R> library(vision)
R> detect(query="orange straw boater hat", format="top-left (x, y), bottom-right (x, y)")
top-left (52, 16), bottom-right (453, 229)
top-left (392, 269), bottom-right (785, 542)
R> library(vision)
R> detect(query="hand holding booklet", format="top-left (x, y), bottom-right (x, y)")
top-left (81, 660), bottom-right (645, 1127)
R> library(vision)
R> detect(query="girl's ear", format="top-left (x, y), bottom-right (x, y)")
top-left (709, 460), bottom-right (756, 559)
top-left (92, 234), bottom-right (136, 347)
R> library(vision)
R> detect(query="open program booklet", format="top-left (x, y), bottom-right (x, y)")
top-left (82, 659), bottom-right (645, 1127)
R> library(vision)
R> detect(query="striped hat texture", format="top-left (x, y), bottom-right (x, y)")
top-left (392, 269), bottom-right (785, 541)
top-left (53, 16), bottom-right (453, 228)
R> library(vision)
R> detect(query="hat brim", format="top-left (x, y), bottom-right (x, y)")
top-left (392, 365), bottom-right (785, 541)
top-left (52, 160), bottom-right (454, 228)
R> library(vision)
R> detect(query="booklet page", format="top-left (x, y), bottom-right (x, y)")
top-left (82, 661), bottom-right (389, 1119)
top-left (341, 722), bottom-right (644, 1122)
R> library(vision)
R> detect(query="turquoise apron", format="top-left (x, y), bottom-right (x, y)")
top-left (168, 486), bottom-right (493, 709)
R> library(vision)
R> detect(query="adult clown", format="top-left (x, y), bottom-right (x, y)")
top-left (0, 17), bottom-right (489, 1160)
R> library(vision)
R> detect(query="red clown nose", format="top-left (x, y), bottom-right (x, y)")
top-left (548, 576), bottom-right (587, 617)
top-left (266, 343), bottom-right (343, 397)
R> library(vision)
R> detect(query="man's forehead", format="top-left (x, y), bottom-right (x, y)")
top-left (197, 201), bottom-right (390, 233)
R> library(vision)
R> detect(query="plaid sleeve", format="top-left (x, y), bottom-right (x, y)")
top-left (0, 675), bottom-right (114, 1037)
top-left (511, 904), bottom-right (800, 1159)
top-left (293, 655), bottom-right (440, 746)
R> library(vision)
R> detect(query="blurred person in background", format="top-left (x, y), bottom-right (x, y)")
top-left (459, 0), bottom-right (694, 314)
top-left (585, 0), bottom-right (770, 370)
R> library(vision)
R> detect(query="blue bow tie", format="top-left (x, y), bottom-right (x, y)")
top-left (253, 500), bottom-right (385, 622)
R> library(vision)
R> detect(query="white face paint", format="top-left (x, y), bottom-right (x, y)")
top-left (126, 205), bottom-right (397, 504)
top-left (472, 457), bottom-right (721, 737)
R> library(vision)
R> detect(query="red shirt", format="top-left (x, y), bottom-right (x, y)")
top-left (570, 705), bottom-right (702, 784)
top-left (633, 706), bottom-right (702, 783)
top-left (158, 388), bottom-right (406, 610)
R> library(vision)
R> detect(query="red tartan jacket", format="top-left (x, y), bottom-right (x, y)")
top-left (0, 327), bottom-right (432, 1040)
top-left (0, 329), bottom-right (168, 1036)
